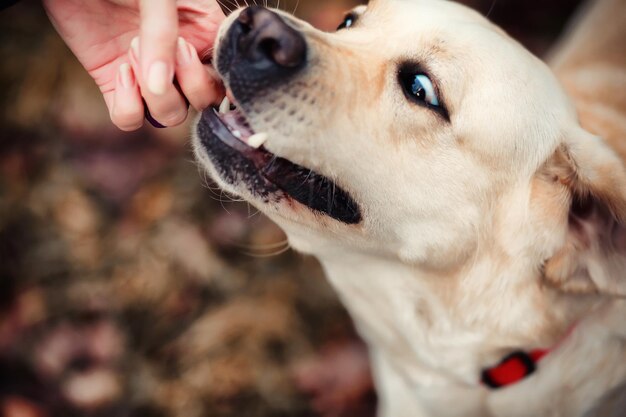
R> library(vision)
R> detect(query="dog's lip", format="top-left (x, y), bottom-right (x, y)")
top-left (199, 108), bottom-right (363, 225)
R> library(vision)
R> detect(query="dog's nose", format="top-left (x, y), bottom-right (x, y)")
top-left (235, 6), bottom-right (306, 69)
top-left (217, 7), bottom-right (307, 102)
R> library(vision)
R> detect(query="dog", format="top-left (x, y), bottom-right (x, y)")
top-left (192, 0), bottom-right (626, 415)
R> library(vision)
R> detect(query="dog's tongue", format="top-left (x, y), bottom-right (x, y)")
top-left (222, 110), bottom-right (254, 140)
top-left (216, 95), bottom-right (268, 149)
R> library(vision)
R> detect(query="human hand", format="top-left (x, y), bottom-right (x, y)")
top-left (43, 0), bottom-right (225, 131)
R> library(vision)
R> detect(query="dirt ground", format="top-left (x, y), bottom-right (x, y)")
top-left (0, 0), bottom-right (583, 416)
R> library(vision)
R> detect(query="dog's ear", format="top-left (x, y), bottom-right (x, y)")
top-left (540, 128), bottom-right (626, 296)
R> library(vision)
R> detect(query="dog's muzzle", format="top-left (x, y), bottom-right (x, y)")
top-left (217, 6), bottom-right (308, 103)
top-left (195, 6), bottom-right (362, 225)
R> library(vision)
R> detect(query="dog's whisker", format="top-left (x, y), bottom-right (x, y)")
top-left (248, 208), bottom-right (261, 219)
top-left (246, 202), bottom-right (261, 218)
top-left (299, 169), bottom-right (314, 187)
top-left (242, 243), bottom-right (291, 258)
top-left (264, 155), bottom-right (278, 172)
top-left (235, 239), bottom-right (289, 250)
top-left (216, 0), bottom-right (236, 14)
top-left (218, 191), bottom-right (233, 214)
top-left (486, 0), bottom-right (498, 18)
top-left (202, 180), bottom-right (244, 204)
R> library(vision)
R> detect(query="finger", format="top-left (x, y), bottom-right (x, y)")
top-left (130, 37), bottom-right (188, 127)
top-left (110, 63), bottom-right (145, 131)
top-left (175, 37), bottom-right (224, 111)
top-left (139, 0), bottom-right (178, 96)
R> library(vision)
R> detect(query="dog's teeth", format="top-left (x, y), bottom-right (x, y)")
top-left (248, 133), bottom-right (268, 149)
top-left (232, 130), bottom-right (242, 139)
top-left (219, 96), bottom-right (231, 114)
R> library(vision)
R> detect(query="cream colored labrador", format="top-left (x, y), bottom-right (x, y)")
top-left (192, 0), bottom-right (626, 415)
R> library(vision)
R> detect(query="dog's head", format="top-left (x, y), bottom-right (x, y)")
top-left (193, 0), bottom-right (626, 295)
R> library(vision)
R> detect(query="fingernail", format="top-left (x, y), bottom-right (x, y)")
top-left (118, 63), bottom-right (134, 89)
top-left (147, 61), bottom-right (170, 96)
top-left (177, 37), bottom-right (191, 64)
top-left (130, 36), bottom-right (140, 58)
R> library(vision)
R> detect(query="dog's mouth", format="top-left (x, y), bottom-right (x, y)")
top-left (196, 96), bottom-right (362, 225)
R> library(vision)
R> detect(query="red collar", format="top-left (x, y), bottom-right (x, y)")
top-left (481, 349), bottom-right (549, 389)
top-left (481, 325), bottom-right (576, 389)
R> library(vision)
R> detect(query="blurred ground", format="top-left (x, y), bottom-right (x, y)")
top-left (0, 0), bottom-right (583, 416)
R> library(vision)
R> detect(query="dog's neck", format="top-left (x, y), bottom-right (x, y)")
top-left (319, 251), bottom-right (485, 385)
top-left (308, 244), bottom-right (596, 387)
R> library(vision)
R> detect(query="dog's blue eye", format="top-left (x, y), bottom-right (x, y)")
top-left (399, 69), bottom-right (441, 109)
top-left (410, 74), bottom-right (439, 107)
top-left (337, 14), bottom-right (356, 30)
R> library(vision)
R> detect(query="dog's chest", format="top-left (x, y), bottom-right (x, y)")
top-left (321, 251), bottom-right (626, 417)
top-left (319, 254), bottom-right (497, 386)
